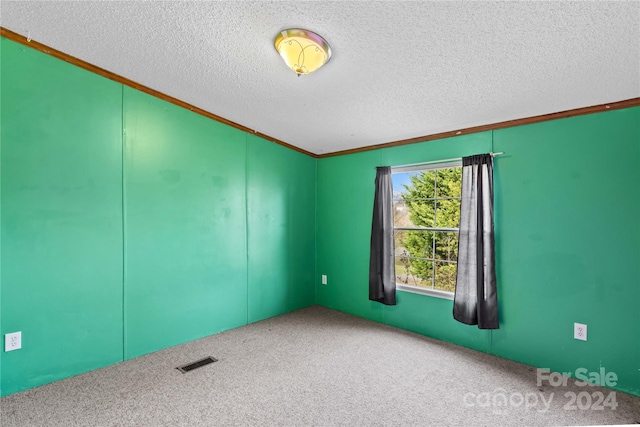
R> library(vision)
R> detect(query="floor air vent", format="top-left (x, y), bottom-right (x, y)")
top-left (177, 356), bottom-right (218, 373)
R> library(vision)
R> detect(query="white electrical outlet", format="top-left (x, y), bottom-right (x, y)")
top-left (321, 275), bottom-right (328, 285)
top-left (574, 323), bottom-right (587, 341)
top-left (5, 332), bottom-right (22, 351)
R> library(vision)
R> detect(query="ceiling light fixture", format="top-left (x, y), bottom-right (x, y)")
top-left (274, 28), bottom-right (332, 76)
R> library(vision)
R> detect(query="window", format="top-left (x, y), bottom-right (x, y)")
top-left (392, 162), bottom-right (462, 298)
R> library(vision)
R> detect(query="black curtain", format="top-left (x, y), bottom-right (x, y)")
top-left (369, 166), bottom-right (396, 305)
top-left (453, 154), bottom-right (499, 329)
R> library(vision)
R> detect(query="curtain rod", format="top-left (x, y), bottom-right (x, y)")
top-left (384, 152), bottom-right (505, 170)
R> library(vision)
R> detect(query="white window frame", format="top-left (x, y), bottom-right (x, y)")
top-left (392, 161), bottom-right (462, 300)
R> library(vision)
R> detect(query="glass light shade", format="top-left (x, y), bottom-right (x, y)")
top-left (274, 29), bottom-right (332, 75)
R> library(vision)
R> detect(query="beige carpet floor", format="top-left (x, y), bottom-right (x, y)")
top-left (1, 306), bottom-right (639, 426)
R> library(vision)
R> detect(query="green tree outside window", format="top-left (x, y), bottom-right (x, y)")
top-left (393, 167), bottom-right (462, 292)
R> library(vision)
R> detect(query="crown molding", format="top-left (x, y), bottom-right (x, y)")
top-left (318, 98), bottom-right (640, 158)
top-left (0, 27), bottom-right (319, 159)
top-left (3, 27), bottom-right (638, 161)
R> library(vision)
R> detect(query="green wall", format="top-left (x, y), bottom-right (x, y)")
top-left (246, 135), bottom-right (316, 323)
top-left (1, 37), bottom-right (124, 397)
top-left (123, 89), bottom-right (249, 358)
top-left (316, 107), bottom-right (640, 396)
top-left (0, 37), bottom-right (316, 395)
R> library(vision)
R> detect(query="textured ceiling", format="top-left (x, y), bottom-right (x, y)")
top-left (2, 1), bottom-right (639, 155)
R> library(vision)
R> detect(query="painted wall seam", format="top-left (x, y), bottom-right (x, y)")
top-left (121, 83), bottom-right (127, 361)
top-left (245, 132), bottom-right (250, 325)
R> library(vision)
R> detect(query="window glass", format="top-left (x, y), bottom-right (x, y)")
top-left (392, 164), bottom-right (462, 295)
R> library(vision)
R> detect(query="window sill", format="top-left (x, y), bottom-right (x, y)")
top-left (396, 283), bottom-right (454, 300)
